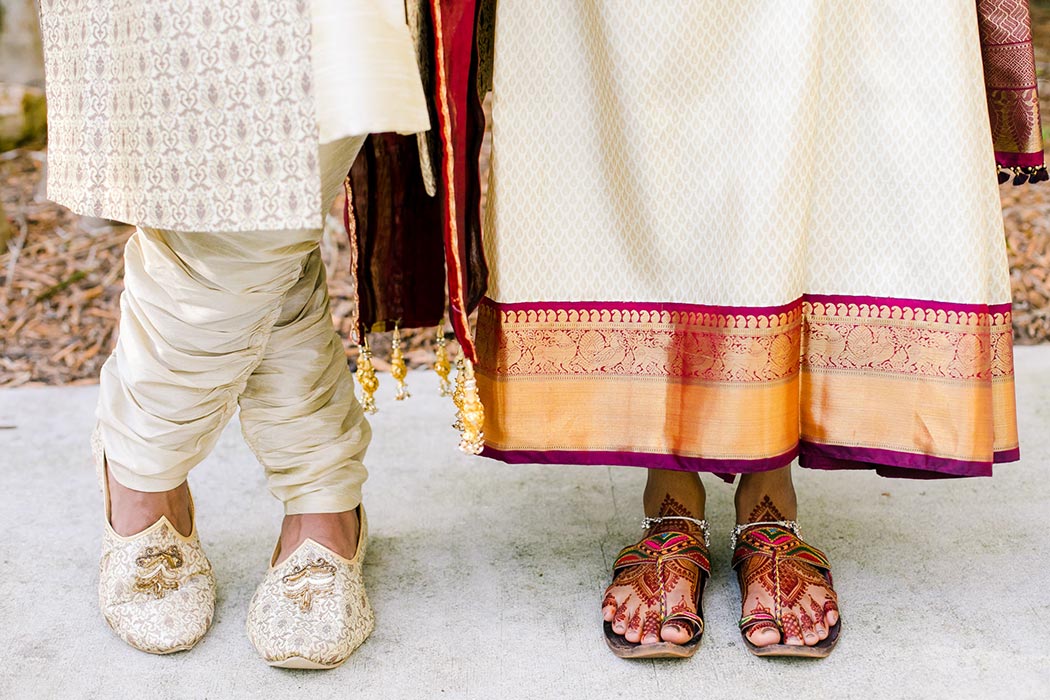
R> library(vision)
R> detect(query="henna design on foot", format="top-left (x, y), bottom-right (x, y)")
top-left (747, 494), bottom-right (787, 523)
top-left (740, 550), bottom-right (829, 609)
top-left (613, 557), bottom-right (698, 609)
top-left (627, 607), bottom-right (642, 633)
top-left (799, 610), bottom-right (817, 639)
top-left (605, 491), bottom-right (708, 646)
top-left (613, 598), bottom-right (630, 628)
top-left (647, 494), bottom-right (705, 538)
top-left (642, 611), bottom-right (663, 641)
top-left (809, 595), bottom-right (826, 630)
top-left (781, 612), bottom-right (803, 643)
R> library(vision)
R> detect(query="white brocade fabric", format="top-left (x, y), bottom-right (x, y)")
top-left (39, 0), bottom-right (428, 232)
top-left (246, 522), bottom-right (374, 668)
top-left (93, 431), bottom-right (216, 655)
top-left (311, 0), bottom-right (430, 143)
top-left (484, 1), bottom-right (1010, 308)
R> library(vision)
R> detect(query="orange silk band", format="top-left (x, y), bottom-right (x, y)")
top-left (476, 296), bottom-right (1018, 476)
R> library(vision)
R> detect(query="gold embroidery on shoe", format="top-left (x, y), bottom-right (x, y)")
top-left (133, 545), bottom-right (184, 598)
top-left (282, 559), bottom-right (337, 613)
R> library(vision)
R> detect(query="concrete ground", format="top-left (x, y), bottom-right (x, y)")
top-left (1, 350), bottom-right (1049, 700)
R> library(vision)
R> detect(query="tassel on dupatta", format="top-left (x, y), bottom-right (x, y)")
top-left (342, 0), bottom-right (489, 453)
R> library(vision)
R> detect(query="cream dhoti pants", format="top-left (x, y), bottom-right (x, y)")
top-left (97, 137), bottom-right (368, 515)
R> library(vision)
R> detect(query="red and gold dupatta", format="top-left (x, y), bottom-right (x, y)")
top-left (979, 0), bottom-right (1048, 183)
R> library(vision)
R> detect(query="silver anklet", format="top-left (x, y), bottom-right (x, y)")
top-left (642, 516), bottom-right (710, 546)
top-left (730, 520), bottom-right (801, 549)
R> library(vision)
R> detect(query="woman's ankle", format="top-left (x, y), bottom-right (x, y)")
top-left (642, 470), bottom-right (706, 536)
top-left (734, 466), bottom-right (798, 524)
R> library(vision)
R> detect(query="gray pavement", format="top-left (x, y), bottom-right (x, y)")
top-left (2, 349), bottom-right (1050, 699)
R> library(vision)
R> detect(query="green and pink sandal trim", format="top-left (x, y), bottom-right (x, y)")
top-left (731, 521), bottom-right (841, 658)
top-left (604, 525), bottom-right (711, 659)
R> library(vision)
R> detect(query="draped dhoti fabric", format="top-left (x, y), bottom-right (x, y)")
top-left (477, 1), bottom-right (1020, 478)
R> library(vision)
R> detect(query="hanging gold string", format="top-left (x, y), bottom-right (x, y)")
top-left (354, 340), bottom-right (379, 414)
top-left (452, 356), bottom-right (466, 431)
top-left (390, 323), bottom-right (410, 401)
top-left (433, 321), bottom-right (452, 397)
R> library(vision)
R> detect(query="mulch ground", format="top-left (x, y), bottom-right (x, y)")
top-left (0, 148), bottom-right (457, 388)
top-left (3, 146), bottom-right (1050, 387)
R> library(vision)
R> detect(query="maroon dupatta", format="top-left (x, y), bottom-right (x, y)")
top-left (978, 0), bottom-right (1048, 183)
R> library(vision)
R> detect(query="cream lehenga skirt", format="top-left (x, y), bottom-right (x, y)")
top-left (476, 0), bottom-right (1018, 479)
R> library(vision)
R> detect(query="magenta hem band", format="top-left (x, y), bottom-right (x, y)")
top-left (479, 445), bottom-right (798, 474)
top-left (995, 150), bottom-right (1045, 168)
top-left (480, 442), bottom-right (1019, 480)
top-left (993, 447), bottom-right (1021, 463)
top-left (483, 294), bottom-right (1012, 316)
top-left (797, 442), bottom-right (1019, 478)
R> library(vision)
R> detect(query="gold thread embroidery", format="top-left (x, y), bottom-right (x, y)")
top-left (133, 545), bottom-right (184, 598)
top-left (477, 301), bottom-right (1013, 382)
top-left (282, 559), bottom-right (337, 613)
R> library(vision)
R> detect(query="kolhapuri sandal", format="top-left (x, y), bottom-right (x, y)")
top-left (731, 521), bottom-right (841, 658)
top-left (604, 516), bottom-right (711, 659)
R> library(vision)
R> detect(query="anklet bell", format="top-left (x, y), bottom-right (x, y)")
top-left (729, 520), bottom-right (801, 549)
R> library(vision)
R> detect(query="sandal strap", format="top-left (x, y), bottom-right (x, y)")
top-left (739, 610), bottom-right (779, 635)
top-left (664, 609), bottom-right (705, 638)
top-left (613, 531), bottom-right (711, 577)
top-left (730, 524), bottom-right (831, 573)
top-left (611, 530), bottom-right (710, 641)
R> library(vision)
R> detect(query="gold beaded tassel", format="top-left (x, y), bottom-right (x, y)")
top-left (433, 322), bottom-right (453, 397)
top-left (354, 340), bottom-right (379, 414)
top-left (455, 358), bottom-right (485, 455)
top-left (390, 323), bottom-right (410, 401)
top-left (451, 357), bottom-right (466, 431)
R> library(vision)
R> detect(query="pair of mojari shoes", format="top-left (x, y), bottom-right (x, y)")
top-left (604, 517), bottom-right (841, 659)
top-left (93, 431), bottom-right (373, 668)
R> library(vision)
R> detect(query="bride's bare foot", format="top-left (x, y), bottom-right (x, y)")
top-left (602, 470), bottom-right (707, 646)
top-left (733, 467), bottom-right (839, 648)
top-left (106, 467), bottom-right (194, 537)
top-left (275, 510), bottom-right (361, 565)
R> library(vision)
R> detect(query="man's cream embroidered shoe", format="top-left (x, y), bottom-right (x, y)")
top-left (246, 507), bottom-right (375, 669)
top-left (93, 429), bottom-right (217, 654)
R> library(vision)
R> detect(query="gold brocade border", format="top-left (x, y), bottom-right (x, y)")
top-left (987, 87), bottom-right (1043, 154)
top-left (476, 297), bottom-right (1019, 469)
top-left (477, 298), bottom-right (1014, 384)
